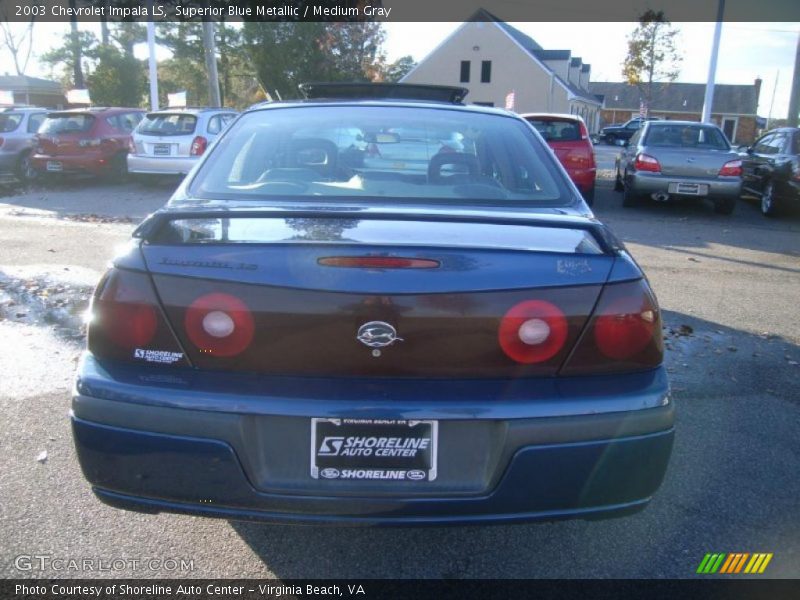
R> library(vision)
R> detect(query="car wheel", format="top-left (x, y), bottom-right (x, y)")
top-left (106, 153), bottom-right (129, 182)
top-left (713, 197), bottom-right (736, 215)
top-left (622, 175), bottom-right (640, 207)
top-left (760, 180), bottom-right (779, 217)
top-left (606, 134), bottom-right (616, 146)
top-left (614, 168), bottom-right (624, 192)
top-left (16, 151), bottom-right (38, 182)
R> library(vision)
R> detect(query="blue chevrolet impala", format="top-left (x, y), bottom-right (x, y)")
top-left (71, 84), bottom-right (673, 525)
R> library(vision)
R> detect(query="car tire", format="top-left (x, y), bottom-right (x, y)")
top-left (16, 151), bottom-right (38, 182)
top-left (614, 169), bottom-right (624, 192)
top-left (713, 197), bottom-right (736, 215)
top-left (606, 134), bottom-right (616, 146)
top-left (622, 176), bottom-right (640, 207)
top-left (760, 180), bottom-right (779, 217)
top-left (106, 153), bottom-right (129, 182)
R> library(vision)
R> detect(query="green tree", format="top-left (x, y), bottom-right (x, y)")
top-left (381, 56), bottom-right (416, 83)
top-left (86, 45), bottom-right (146, 107)
top-left (242, 22), bottom-right (388, 100)
top-left (622, 10), bottom-right (682, 116)
top-left (40, 29), bottom-right (97, 90)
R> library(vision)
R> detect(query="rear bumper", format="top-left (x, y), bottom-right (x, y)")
top-left (30, 153), bottom-right (114, 175)
top-left (628, 172), bottom-right (741, 199)
top-left (127, 154), bottom-right (196, 175)
top-left (71, 355), bottom-right (674, 525)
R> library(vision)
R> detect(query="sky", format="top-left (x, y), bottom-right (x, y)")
top-left (2, 20), bottom-right (798, 117)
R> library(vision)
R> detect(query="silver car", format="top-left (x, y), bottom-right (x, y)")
top-left (0, 107), bottom-right (48, 181)
top-left (614, 120), bottom-right (742, 214)
top-left (127, 108), bottom-right (237, 177)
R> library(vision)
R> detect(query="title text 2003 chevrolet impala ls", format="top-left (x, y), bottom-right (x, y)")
top-left (71, 84), bottom-right (673, 525)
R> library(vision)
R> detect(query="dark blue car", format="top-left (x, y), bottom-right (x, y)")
top-left (72, 84), bottom-right (673, 525)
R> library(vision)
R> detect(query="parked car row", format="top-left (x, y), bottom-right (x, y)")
top-left (612, 119), bottom-right (800, 217)
top-left (0, 105), bottom-right (239, 182)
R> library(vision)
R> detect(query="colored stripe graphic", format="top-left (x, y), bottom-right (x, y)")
top-left (701, 553), bottom-right (774, 575)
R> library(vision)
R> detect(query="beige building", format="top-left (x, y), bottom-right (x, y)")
top-left (402, 9), bottom-right (603, 131)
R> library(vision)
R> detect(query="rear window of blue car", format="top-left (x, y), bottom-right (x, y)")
top-left (187, 105), bottom-right (572, 206)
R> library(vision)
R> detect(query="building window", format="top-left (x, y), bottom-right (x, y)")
top-left (460, 61), bottom-right (470, 83)
top-left (481, 61), bottom-right (492, 83)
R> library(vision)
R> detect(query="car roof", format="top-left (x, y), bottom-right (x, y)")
top-left (520, 112), bottom-right (585, 122)
top-left (245, 99), bottom-right (517, 120)
top-left (48, 107), bottom-right (143, 115)
top-left (146, 107), bottom-right (237, 115)
top-left (1, 106), bottom-right (46, 112)
top-left (645, 120), bottom-right (720, 127)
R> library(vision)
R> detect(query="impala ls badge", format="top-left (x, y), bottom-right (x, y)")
top-left (357, 321), bottom-right (403, 349)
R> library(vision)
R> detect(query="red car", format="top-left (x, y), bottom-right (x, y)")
top-left (31, 107), bottom-right (144, 178)
top-left (522, 113), bottom-right (596, 205)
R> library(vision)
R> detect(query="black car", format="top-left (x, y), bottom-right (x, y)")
top-left (740, 127), bottom-right (800, 217)
top-left (599, 117), bottom-right (660, 146)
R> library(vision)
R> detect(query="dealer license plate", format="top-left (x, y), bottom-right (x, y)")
top-left (46, 161), bottom-right (62, 172)
top-left (310, 418), bottom-right (438, 482)
top-left (153, 144), bottom-right (171, 156)
top-left (669, 182), bottom-right (708, 196)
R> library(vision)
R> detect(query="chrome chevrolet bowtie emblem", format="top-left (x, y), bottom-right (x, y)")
top-left (357, 321), bottom-right (403, 348)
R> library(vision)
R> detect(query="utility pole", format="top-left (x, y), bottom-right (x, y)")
top-left (202, 16), bottom-right (222, 107)
top-left (787, 34), bottom-right (800, 127)
top-left (146, 0), bottom-right (158, 111)
top-left (767, 70), bottom-right (779, 130)
top-left (701, 0), bottom-right (725, 123)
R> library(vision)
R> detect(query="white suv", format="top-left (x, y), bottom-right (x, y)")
top-left (127, 107), bottom-right (237, 177)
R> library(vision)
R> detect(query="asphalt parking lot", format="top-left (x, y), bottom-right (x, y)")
top-left (1, 156), bottom-right (799, 579)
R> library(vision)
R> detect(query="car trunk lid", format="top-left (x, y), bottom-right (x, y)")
top-left (139, 212), bottom-right (616, 378)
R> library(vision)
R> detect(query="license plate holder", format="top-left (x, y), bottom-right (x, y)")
top-left (669, 182), bottom-right (708, 196)
top-left (46, 161), bottom-right (62, 172)
top-left (153, 144), bottom-right (170, 156)
top-left (311, 418), bottom-right (438, 482)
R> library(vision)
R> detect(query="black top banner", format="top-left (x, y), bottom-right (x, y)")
top-left (1, 0), bottom-right (799, 22)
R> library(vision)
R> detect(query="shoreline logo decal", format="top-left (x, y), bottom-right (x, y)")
top-left (696, 553), bottom-right (773, 574)
top-left (317, 437), bottom-right (345, 456)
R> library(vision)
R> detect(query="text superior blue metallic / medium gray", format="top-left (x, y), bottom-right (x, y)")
top-left (72, 86), bottom-right (673, 525)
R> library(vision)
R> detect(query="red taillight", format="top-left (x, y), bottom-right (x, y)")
top-left (128, 138), bottom-right (136, 154)
top-left (318, 256), bottom-right (440, 269)
top-left (594, 296), bottom-right (657, 359)
top-left (634, 153), bottom-right (661, 173)
top-left (498, 300), bottom-right (568, 364)
top-left (562, 280), bottom-right (662, 375)
top-left (184, 293), bottom-right (254, 357)
top-left (578, 121), bottom-right (589, 140)
top-left (718, 159), bottom-right (742, 177)
top-left (190, 135), bottom-right (208, 156)
top-left (88, 269), bottom-right (187, 365)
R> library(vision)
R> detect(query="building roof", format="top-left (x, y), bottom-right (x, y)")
top-left (0, 75), bottom-right (63, 93)
top-left (532, 50), bottom-right (571, 61)
top-left (469, 9), bottom-right (599, 105)
top-left (589, 82), bottom-right (759, 115)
